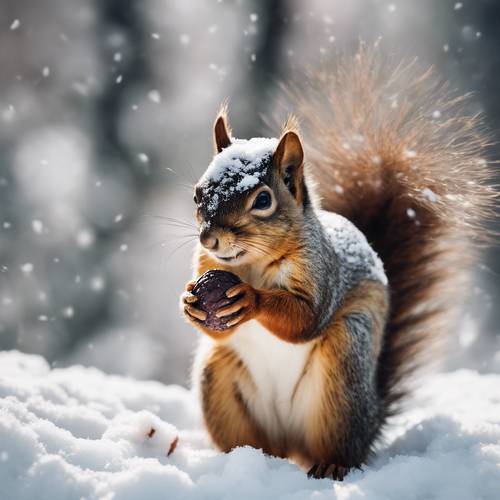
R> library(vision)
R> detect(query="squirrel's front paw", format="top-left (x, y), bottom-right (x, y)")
top-left (181, 281), bottom-right (207, 325)
top-left (214, 283), bottom-right (259, 328)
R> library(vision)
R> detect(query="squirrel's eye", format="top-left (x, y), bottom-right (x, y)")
top-left (193, 194), bottom-right (198, 204)
top-left (252, 191), bottom-right (272, 210)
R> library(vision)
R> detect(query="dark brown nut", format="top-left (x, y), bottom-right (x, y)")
top-left (191, 270), bottom-right (242, 331)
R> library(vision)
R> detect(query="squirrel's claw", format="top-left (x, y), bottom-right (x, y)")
top-left (181, 289), bottom-right (204, 324)
top-left (215, 299), bottom-right (246, 318)
top-left (306, 464), bottom-right (317, 479)
top-left (225, 283), bottom-right (249, 298)
top-left (307, 463), bottom-right (350, 481)
top-left (216, 283), bottom-right (258, 326)
top-left (184, 304), bottom-right (207, 322)
top-left (185, 280), bottom-right (197, 292)
top-left (224, 312), bottom-right (246, 328)
top-left (181, 290), bottom-right (198, 304)
top-left (330, 464), bottom-right (350, 481)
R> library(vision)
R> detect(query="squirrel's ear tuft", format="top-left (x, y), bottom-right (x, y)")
top-left (273, 131), bottom-right (305, 204)
top-left (213, 106), bottom-right (232, 154)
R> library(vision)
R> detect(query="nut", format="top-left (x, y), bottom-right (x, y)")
top-left (192, 270), bottom-right (242, 331)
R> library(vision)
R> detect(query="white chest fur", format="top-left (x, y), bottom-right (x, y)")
top-left (228, 319), bottom-right (318, 439)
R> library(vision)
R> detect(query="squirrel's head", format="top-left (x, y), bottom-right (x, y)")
top-left (193, 109), bottom-right (309, 267)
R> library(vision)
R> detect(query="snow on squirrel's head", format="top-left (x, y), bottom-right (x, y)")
top-left (193, 106), bottom-right (309, 267)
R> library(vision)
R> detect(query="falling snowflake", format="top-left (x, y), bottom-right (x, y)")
top-left (90, 276), bottom-right (105, 292)
top-left (21, 263), bottom-right (34, 274)
top-left (148, 90), bottom-right (161, 103)
top-left (77, 229), bottom-right (95, 248)
top-left (32, 220), bottom-right (43, 234)
top-left (407, 208), bottom-right (416, 219)
top-left (62, 306), bottom-right (74, 319)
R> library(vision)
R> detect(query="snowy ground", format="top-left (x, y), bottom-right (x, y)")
top-left (1, 350), bottom-right (499, 500)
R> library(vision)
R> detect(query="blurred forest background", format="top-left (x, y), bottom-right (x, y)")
top-left (0, 0), bottom-right (499, 384)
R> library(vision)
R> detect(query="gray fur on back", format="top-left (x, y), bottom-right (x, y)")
top-left (300, 206), bottom-right (387, 334)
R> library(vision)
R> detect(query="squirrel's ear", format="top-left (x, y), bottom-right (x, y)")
top-left (213, 112), bottom-right (232, 154)
top-left (273, 131), bottom-right (305, 204)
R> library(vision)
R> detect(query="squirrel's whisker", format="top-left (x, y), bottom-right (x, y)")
top-left (143, 234), bottom-right (198, 252)
top-left (140, 214), bottom-right (198, 230)
top-left (161, 236), bottom-right (198, 264)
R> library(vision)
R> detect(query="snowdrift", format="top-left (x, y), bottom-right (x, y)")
top-left (0, 350), bottom-right (499, 500)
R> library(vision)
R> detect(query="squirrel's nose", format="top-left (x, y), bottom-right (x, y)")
top-left (200, 229), bottom-right (218, 250)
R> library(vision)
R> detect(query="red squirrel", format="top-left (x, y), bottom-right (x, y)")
top-left (181, 47), bottom-right (494, 480)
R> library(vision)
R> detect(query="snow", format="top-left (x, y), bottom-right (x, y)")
top-left (421, 187), bottom-right (439, 203)
top-left (62, 306), bottom-right (74, 318)
top-left (90, 276), bottom-right (105, 292)
top-left (32, 219), bottom-right (43, 234)
top-left (199, 137), bottom-right (278, 216)
top-left (236, 174), bottom-right (260, 190)
top-left (76, 228), bottom-right (95, 248)
top-left (407, 208), bottom-right (416, 219)
top-left (147, 90), bottom-right (161, 104)
top-left (1, 350), bottom-right (499, 500)
top-left (319, 211), bottom-right (388, 285)
top-left (20, 262), bottom-right (34, 274)
top-left (203, 138), bottom-right (278, 184)
top-left (137, 152), bottom-right (149, 163)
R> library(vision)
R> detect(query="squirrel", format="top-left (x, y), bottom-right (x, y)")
top-left (181, 47), bottom-right (494, 481)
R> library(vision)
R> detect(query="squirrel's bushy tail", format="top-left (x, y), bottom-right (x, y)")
top-left (296, 45), bottom-right (496, 419)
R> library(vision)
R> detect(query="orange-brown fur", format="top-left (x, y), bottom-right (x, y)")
top-left (198, 280), bottom-right (388, 465)
top-left (200, 344), bottom-right (271, 453)
top-left (188, 245), bottom-right (318, 343)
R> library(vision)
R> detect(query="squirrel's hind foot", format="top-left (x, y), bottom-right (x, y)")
top-left (307, 463), bottom-right (350, 481)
